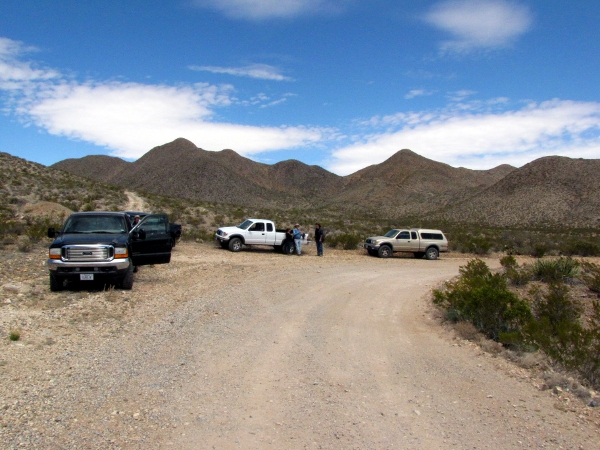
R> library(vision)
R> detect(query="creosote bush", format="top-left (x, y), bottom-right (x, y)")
top-left (435, 256), bottom-right (600, 388)
top-left (433, 259), bottom-right (531, 341)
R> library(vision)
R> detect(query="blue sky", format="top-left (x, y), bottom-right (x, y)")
top-left (1, 0), bottom-right (599, 175)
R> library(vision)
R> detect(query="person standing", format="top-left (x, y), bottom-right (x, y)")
top-left (314, 223), bottom-right (324, 256)
top-left (293, 223), bottom-right (303, 255)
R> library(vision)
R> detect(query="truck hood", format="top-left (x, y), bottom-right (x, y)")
top-left (217, 226), bottom-right (245, 235)
top-left (366, 236), bottom-right (388, 241)
top-left (50, 233), bottom-right (129, 247)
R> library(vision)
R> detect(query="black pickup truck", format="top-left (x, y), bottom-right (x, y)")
top-left (47, 211), bottom-right (173, 291)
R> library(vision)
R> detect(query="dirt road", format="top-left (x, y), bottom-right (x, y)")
top-left (1, 243), bottom-right (599, 448)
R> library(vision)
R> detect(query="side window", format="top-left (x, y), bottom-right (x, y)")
top-left (266, 223), bottom-right (273, 232)
top-left (251, 222), bottom-right (264, 232)
top-left (144, 216), bottom-right (167, 234)
top-left (411, 231), bottom-right (417, 239)
top-left (398, 231), bottom-right (410, 239)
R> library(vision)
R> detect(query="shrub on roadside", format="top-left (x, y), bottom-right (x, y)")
top-left (580, 261), bottom-right (600, 294)
top-left (327, 232), bottom-right (362, 250)
top-left (433, 259), bottom-right (532, 341)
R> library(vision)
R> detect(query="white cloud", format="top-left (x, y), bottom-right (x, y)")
top-left (0, 37), bottom-right (59, 87)
top-left (405, 89), bottom-right (435, 99)
top-left (191, 0), bottom-right (349, 20)
top-left (328, 100), bottom-right (600, 175)
top-left (189, 63), bottom-right (294, 81)
top-left (0, 37), bottom-right (327, 159)
top-left (424, 0), bottom-right (532, 53)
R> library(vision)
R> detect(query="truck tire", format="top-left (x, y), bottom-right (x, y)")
top-left (378, 245), bottom-right (393, 258)
top-left (228, 237), bottom-right (242, 252)
top-left (120, 267), bottom-right (134, 290)
top-left (49, 275), bottom-right (64, 292)
top-left (274, 245), bottom-right (282, 252)
top-left (425, 247), bottom-right (439, 260)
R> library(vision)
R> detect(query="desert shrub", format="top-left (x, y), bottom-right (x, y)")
top-left (26, 216), bottom-right (64, 242)
top-left (327, 233), bottom-right (362, 250)
top-left (505, 267), bottom-right (531, 286)
top-left (525, 299), bottom-right (600, 387)
top-left (532, 243), bottom-right (548, 258)
top-left (433, 259), bottom-right (532, 341)
top-left (529, 257), bottom-right (579, 283)
top-left (560, 240), bottom-right (600, 257)
top-left (580, 261), bottom-right (600, 294)
top-left (454, 321), bottom-right (480, 341)
top-left (500, 254), bottom-right (517, 269)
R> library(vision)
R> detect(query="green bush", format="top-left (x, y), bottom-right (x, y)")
top-left (529, 257), bottom-right (579, 283)
top-left (327, 233), bottom-right (362, 250)
top-left (433, 259), bottom-right (532, 341)
top-left (532, 243), bottom-right (548, 258)
top-left (580, 261), bottom-right (600, 293)
top-left (500, 254), bottom-right (518, 268)
top-left (525, 290), bottom-right (600, 387)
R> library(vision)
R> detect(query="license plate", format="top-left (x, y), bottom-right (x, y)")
top-left (80, 274), bottom-right (94, 281)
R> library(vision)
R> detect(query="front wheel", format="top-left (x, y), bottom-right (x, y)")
top-left (378, 246), bottom-right (393, 258)
top-left (120, 267), bottom-right (134, 290)
top-left (229, 237), bottom-right (243, 252)
top-left (425, 247), bottom-right (439, 260)
top-left (49, 275), bottom-right (64, 292)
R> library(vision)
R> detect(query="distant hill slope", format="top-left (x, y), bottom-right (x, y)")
top-left (334, 149), bottom-right (515, 216)
top-left (433, 156), bottom-right (600, 228)
top-left (0, 152), bottom-right (127, 223)
top-left (50, 137), bottom-right (600, 228)
top-left (53, 154), bottom-right (131, 183)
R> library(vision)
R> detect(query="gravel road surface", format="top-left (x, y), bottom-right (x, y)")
top-left (1, 242), bottom-right (599, 449)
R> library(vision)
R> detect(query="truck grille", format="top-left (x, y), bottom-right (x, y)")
top-left (64, 245), bottom-right (113, 262)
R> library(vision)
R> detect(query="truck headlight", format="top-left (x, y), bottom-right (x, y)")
top-left (49, 248), bottom-right (62, 259)
top-left (114, 247), bottom-right (129, 258)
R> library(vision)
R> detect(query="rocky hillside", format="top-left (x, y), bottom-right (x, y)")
top-left (48, 138), bottom-right (600, 228)
top-left (51, 139), bottom-right (506, 214)
top-left (0, 152), bottom-right (127, 228)
top-left (433, 156), bottom-right (600, 228)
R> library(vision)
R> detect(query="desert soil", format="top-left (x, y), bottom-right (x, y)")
top-left (1, 241), bottom-right (599, 449)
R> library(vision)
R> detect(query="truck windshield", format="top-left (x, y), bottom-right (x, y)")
top-left (237, 220), bottom-right (253, 230)
top-left (384, 229), bottom-right (400, 238)
top-left (62, 215), bottom-right (127, 234)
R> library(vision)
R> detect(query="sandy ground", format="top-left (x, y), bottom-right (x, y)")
top-left (1, 241), bottom-right (599, 449)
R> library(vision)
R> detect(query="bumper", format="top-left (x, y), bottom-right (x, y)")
top-left (47, 258), bottom-right (131, 279)
top-left (364, 243), bottom-right (380, 250)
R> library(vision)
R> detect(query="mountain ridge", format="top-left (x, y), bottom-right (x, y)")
top-left (50, 138), bottom-right (600, 228)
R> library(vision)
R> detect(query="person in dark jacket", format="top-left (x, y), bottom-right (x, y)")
top-left (314, 223), bottom-right (324, 256)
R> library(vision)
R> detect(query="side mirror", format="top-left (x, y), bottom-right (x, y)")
top-left (48, 228), bottom-right (56, 238)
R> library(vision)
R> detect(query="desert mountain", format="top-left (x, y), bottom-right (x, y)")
top-left (433, 156), bottom-right (600, 228)
top-left (51, 138), bottom-right (509, 215)
top-left (50, 138), bottom-right (600, 228)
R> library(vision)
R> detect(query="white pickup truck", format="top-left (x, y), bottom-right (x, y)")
top-left (215, 219), bottom-right (309, 253)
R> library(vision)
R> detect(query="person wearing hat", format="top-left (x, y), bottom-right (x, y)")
top-left (292, 223), bottom-right (303, 255)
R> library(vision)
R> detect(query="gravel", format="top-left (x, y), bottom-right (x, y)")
top-left (1, 242), bottom-right (599, 449)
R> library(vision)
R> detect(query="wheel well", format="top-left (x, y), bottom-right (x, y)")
top-left (230, 235), bottom-right (245, 244)
top-left (426, 245), bottom-right (439, 252)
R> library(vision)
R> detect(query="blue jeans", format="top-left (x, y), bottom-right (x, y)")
top-left (294, 239), bottom-right (302, 255)
top-left (316, 241), bottom-right (323, 256)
